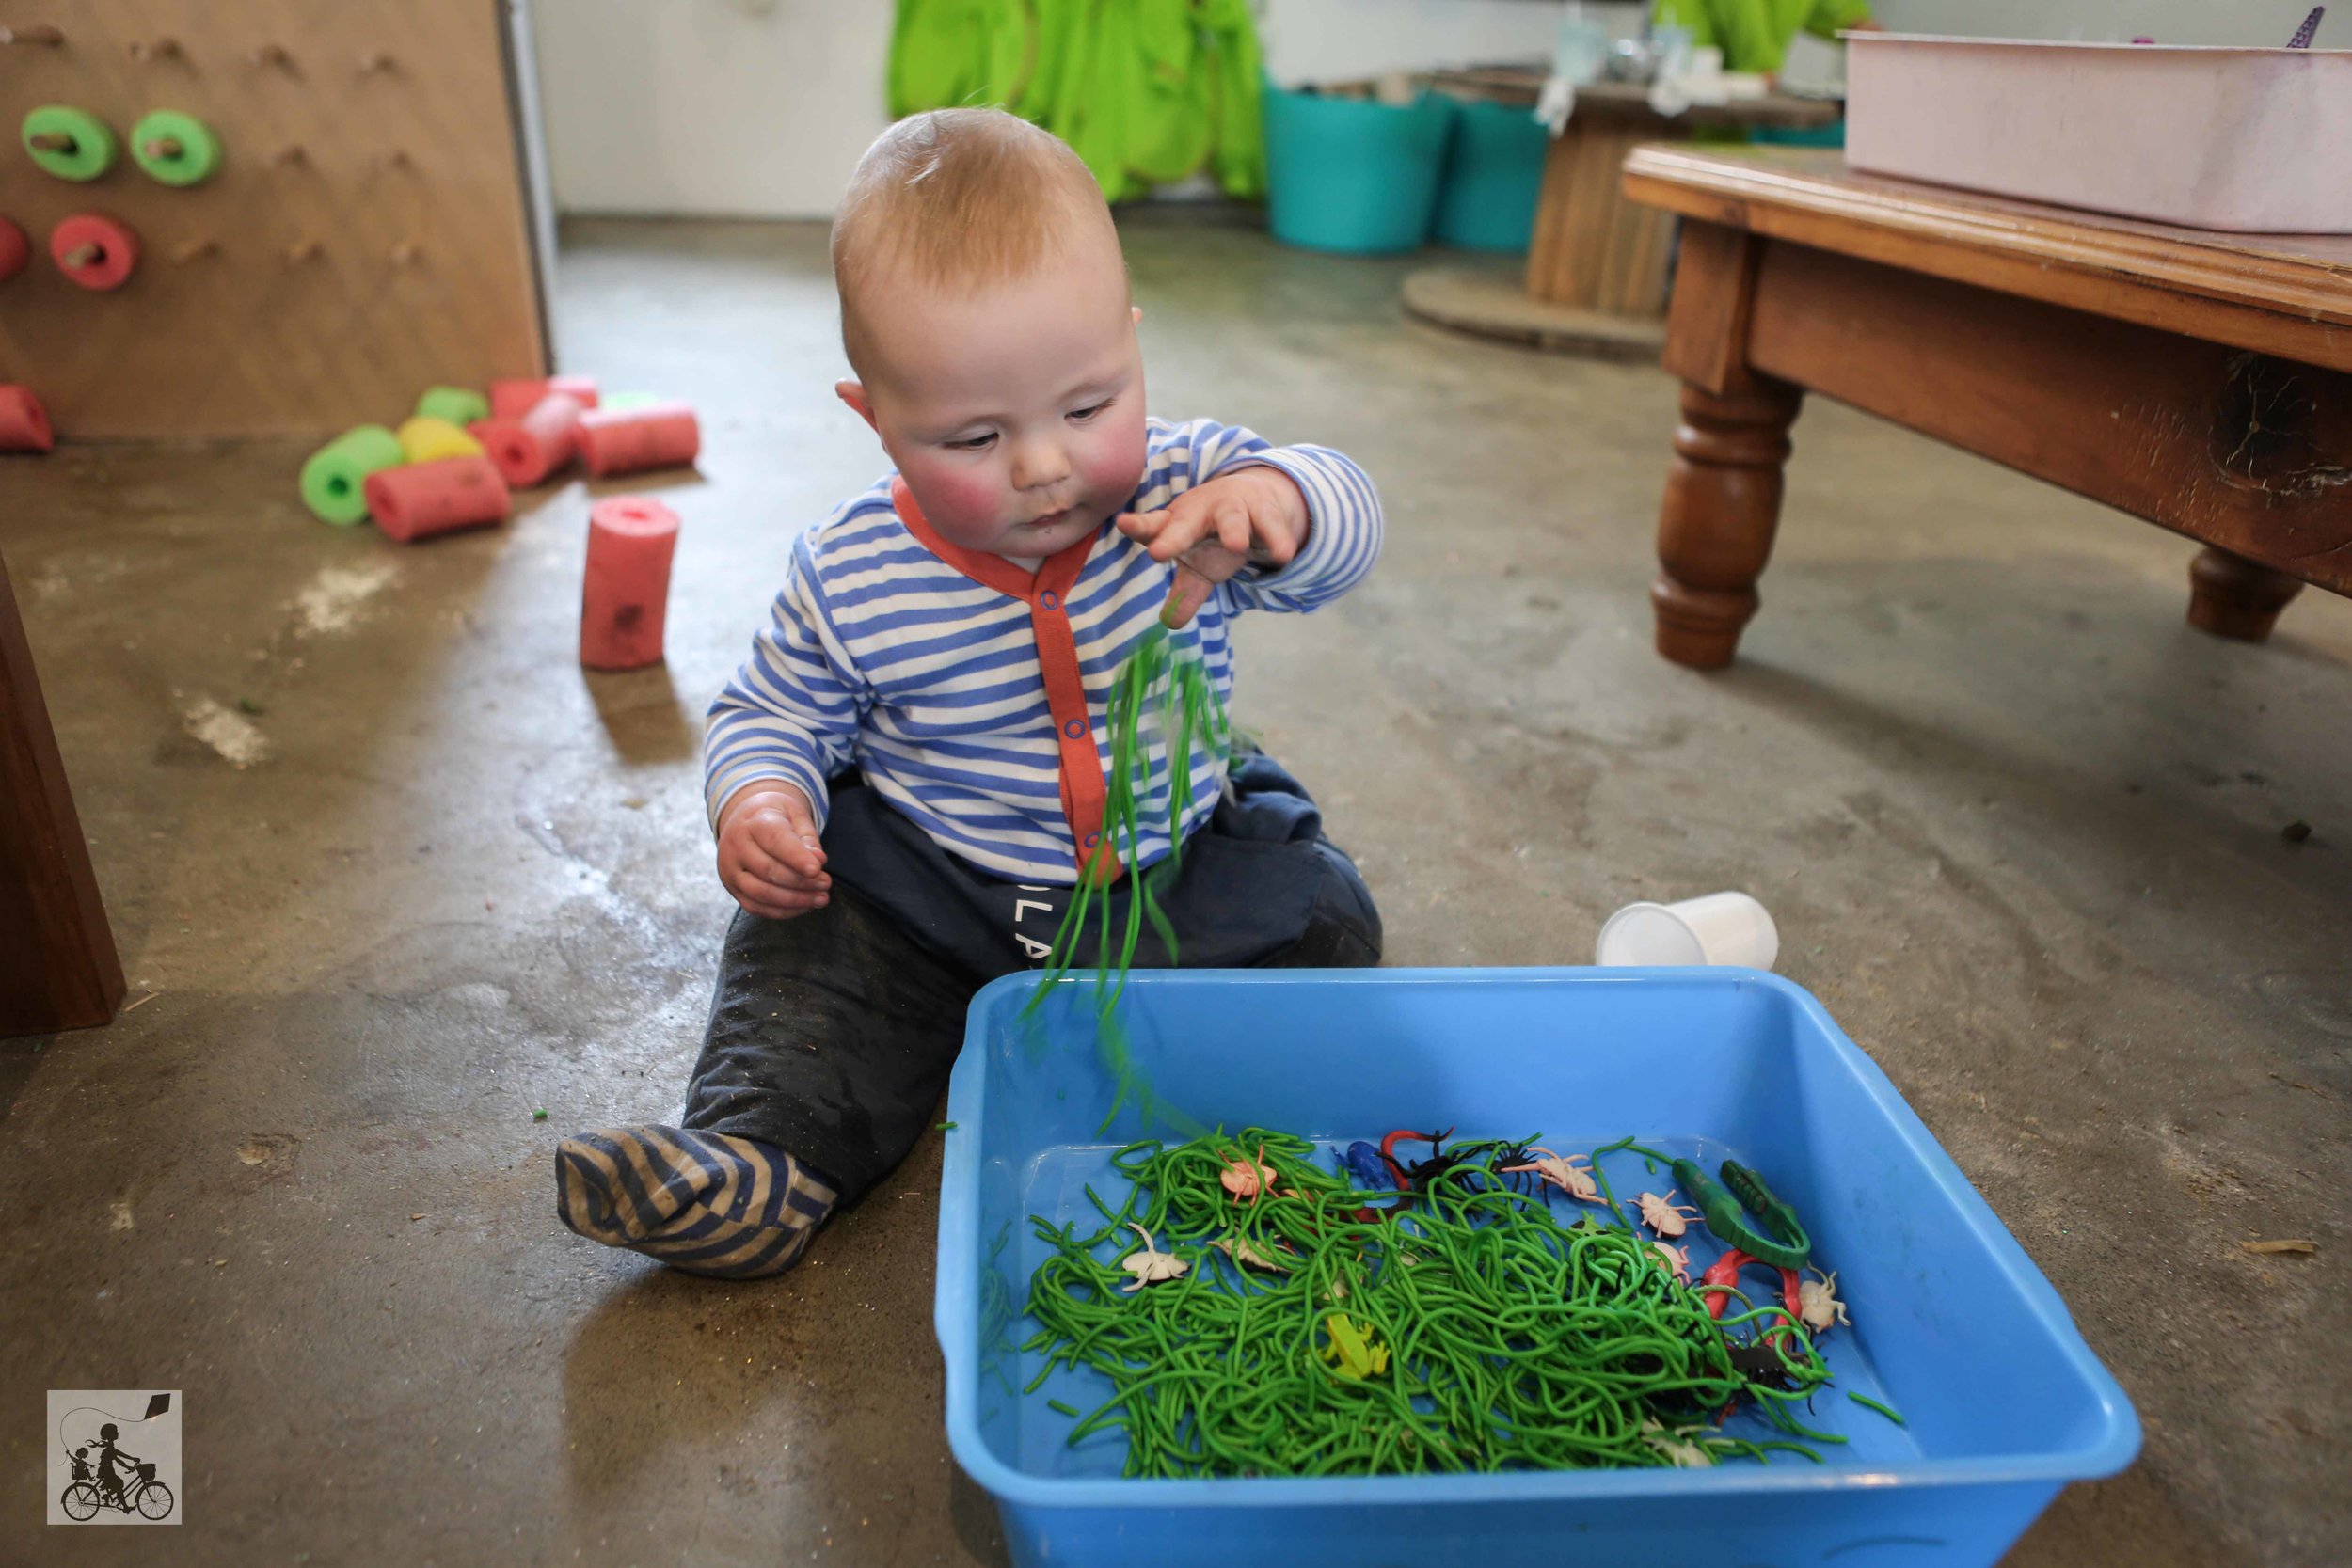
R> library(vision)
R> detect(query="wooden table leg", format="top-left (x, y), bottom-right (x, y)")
top-left (2187, 546), bottom-right (2304, 642)
top-left (1652, 375), bottom-right (1804, 669)
top-left (1, 546), bottom-right (124, 1037)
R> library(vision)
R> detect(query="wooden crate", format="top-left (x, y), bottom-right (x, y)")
top-left (0, 0), bottom-right (546, 439)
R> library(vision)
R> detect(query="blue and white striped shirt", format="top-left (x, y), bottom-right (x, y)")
top-left (705, 417), bottom-right (1382, 883)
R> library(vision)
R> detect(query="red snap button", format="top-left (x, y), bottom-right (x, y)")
top-left (1063, 718), bottom-right (1087, 738)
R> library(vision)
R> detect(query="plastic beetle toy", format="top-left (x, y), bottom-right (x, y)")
top-left (1798, 1266), bottom-right (1851, 1332)
top-left (1498, 1147), bottom-right (1602, 1203)
top-left (1635, 1189), bottom-right (1704, 1238)
top-left (1650, 1241), bottom-right (1692, 1283)
top-left (1119, 1224), bottom-right (1186, 1292)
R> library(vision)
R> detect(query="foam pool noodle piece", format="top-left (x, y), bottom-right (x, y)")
top-left (489, 374), bottom-right (598, 420)
top-left (469, 392), bottom-right (584, 487)
top-left (396, 415), bottom-right (485, 464)
top-left (129, 109), bottom-right (223, 187)
top-left (23, 106), bottom-right (118, 182)
top-left (575, 402), bottom-right (700, 478)
top-left (299, 425), bottom-right (405, 525)
top-left (0, 217), bottom-right (28, 283)
top-left (0, 386), bottom-right (55, 452)
top-left (363, 455), bottom-right (512, 543)
top-left (415, 386), bottom-right (490, 426)
top-left (50, 214), bottom-right (139, 292)
top-left (580, 497), bottom-right (680, 669)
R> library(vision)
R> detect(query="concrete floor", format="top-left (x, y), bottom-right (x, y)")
top-left (5, 210), bottom-right (2347, 1566)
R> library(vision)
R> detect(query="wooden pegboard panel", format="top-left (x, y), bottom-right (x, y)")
top-left (0, 0), bottom-right (546, 439)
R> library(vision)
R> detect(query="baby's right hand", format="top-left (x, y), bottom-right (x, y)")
top-left (715, 784), bottom-right (832, 920)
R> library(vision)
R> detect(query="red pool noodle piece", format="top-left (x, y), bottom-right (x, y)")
top-left (575, 402), bottom-right (700, 478)
top-left (0, 218), bottom-right (28, 283)
top-left (581, 497), bottom-right (680, 670)
top-left (51, 214), bottom-right (141, 292)
top-left (469, 392), bottom-right (584, 487)
top-left (362, 455), bottom-right (512, 543)
top-left (0, 386), bottom-right (54, 452)
top-left (489, 374), bottom-right (599, 420)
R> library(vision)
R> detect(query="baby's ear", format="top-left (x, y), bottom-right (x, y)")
top-left (835, 381), bottom-right (879, 432)
top-left (1132, 306), bottom-right (1144, 325)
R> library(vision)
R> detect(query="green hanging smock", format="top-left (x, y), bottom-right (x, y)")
top-left (887, 0), bottom-right (1265, 202)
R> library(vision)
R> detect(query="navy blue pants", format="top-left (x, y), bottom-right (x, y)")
top-left (678, 753), bottom-right (1381, 1206)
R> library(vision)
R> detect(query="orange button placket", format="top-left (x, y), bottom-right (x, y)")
top-left (890, 480), bottom-right (1120, 884)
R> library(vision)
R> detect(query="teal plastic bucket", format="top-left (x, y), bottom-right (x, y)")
top-left (1263, 84), bottom-right (1454, 255)
top-left (1435, 97), bottom-right (1550, 252)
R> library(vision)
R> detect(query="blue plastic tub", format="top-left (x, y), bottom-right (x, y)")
top-left (936, 968), bottom-right (2137, 1567)
top-left (1263, 84), bottom-right (1454, 255)
top-left (1434, 97), bottom-right (1550, 252)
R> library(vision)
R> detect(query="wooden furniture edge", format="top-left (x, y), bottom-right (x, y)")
top-left (1622, 147), bottom-right (2352, 372)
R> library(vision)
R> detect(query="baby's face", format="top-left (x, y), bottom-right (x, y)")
top-left (843, 240), bottom-right (1149, 562)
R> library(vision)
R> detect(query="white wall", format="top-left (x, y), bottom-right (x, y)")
top-left (1874, 0), bottom-right (2320, 44)
top-left (1260, 1), bottom-right (1620, 87)
top-left (529, 0), bottom-right (892, 219)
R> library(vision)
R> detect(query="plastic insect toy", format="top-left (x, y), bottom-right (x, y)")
top-left (1799, 1266), bottom-right (1851, 1333)
top-left (1722, 1336), bottom-right (1801, 1392)
top-left (1671, 1157), bottom-right (1811, 1270)
top-left (1641, 1418), bottom-right (1715, 1468)
top-left (1119, 1224), bottom-right (1187, 1292)
top-left (1317, 1313), bottom-right (1391, 1381)
top-left (1498, 1148), bottom-right (1602, 1203)
top-left (1211, 1234), bottom-right (1293, 1274)
top-left (1218, 1144), bottom-right (1274, 1201)
top-left (1635, 1189), bottom-right (1703, 1238)
top-left (1650, 1241), bottom-right (1692, 1283)
top-left (1340, 1140), bottom-right (1398, 1193)
top-left (1378, 1127), bottom-right (1452, 1189)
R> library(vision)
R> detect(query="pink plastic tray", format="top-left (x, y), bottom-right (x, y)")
top-left (1844, 34), bottom-right (2352, 234)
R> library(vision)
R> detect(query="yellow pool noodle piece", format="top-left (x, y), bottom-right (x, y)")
top-left (397, 415), bottom-right (486, 465)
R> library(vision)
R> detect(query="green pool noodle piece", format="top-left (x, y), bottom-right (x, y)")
top-left (23, 105), bottom-right (119, 182)
top-left (416, 386), bottom-right (490, 426)
top-left (599, 390), bottom-right (664, 412)
top-left (129, 110), bottom-right (223, 186)
top-left (299, 425), bottom-right (405, 525)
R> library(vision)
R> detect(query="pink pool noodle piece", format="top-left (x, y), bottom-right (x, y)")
top-left (0, 385), bottom-right (54, 452)
top-left (490, 373), bottom-right (599, 420)
top-left (580, 497), bottom-right (680, 670)
top-left (575, 402), bottom-right (701, 478)
top-left (363, 454), bottom-right (512, 542)
top-left (469, 392), bottom-right (585, 487)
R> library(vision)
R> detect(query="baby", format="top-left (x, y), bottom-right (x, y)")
top-left (555, 108), bottom-right (1385, 1280)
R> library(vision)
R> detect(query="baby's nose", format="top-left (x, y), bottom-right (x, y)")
top-left (1011, 437), bottom-right (1073, 491)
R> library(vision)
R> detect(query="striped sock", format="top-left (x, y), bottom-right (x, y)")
top-left (554, 1125), bottom-right (837, 1280)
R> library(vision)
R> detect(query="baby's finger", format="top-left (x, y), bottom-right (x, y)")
top-left (735, 884), bottom-right (830, 921)
top-left (747, 814), bottom-right (827, 879)
top-left (1136, 491), bottom-right (1223, 562)
top-left (730, 833), bottom-right (828, 894)
top-left (1160, 563), bottom-right (1216, 629)
top-left (1212, 499), bottom-right (1251, 559)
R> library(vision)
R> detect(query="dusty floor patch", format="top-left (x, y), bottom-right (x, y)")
top-left (181, 697), bottom-right (271, 768)
top-left (293, 561), bottom-right (399, 637)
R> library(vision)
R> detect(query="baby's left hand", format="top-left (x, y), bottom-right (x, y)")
top-left (1116, 467), bottom-right (1310, 628)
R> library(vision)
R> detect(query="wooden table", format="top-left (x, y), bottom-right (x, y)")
top-left (1621, 146), bottom-right (2352, 668)
top-left (1, 546), bottom-right (122, 1037)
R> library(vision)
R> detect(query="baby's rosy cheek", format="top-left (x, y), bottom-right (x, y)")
top-left (907, 460), bottom-right (1004, 532)
top-left (1081, 420), bottom-right (1150, 502)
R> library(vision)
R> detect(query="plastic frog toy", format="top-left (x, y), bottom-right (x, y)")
top-left (1317, 1313), bottom-right (1391, 1381)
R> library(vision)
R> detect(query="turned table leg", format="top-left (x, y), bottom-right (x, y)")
top-left (2186, 546), bottom-right (2303, 642)
top-left (1651, 375), bottom-right (1804, 669)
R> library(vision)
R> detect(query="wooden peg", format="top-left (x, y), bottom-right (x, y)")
top-left (128, 36), bottom-right (181, 61)
top-left (142, 136), bottom-right (185, 161)
top-left (284, 238), bottom-right (322, 264)
top-left (173, 236), bottom-right (217, 263)
top-left (373, 148), bottom-right (412, 172)
top-left (388, 239), bottom-right (421, 268)
top-left (248, 41), bottom-right (290, 68)
top-left (271, 143), bottom-right (307, 167)
top-left (61, 242), bottom-right (102, 269)
top-left (357, 48), bottom-right (393, 73)
top-left (0, 24), bottom-right (66, 45)
top-left (27, 131), bottom-right (75, 153)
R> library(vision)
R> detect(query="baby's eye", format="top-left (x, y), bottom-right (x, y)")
top-left (1068, 400), bottom-right (1112, 423)
top-left (945, 433), bottom-right (997, 451)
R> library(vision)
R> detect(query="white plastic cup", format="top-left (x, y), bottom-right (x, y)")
top-left (1595, 892), bottom-right (1779, 970)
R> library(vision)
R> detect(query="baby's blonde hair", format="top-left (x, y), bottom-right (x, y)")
top-left (832, 108), bottom-right (1120, 380)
